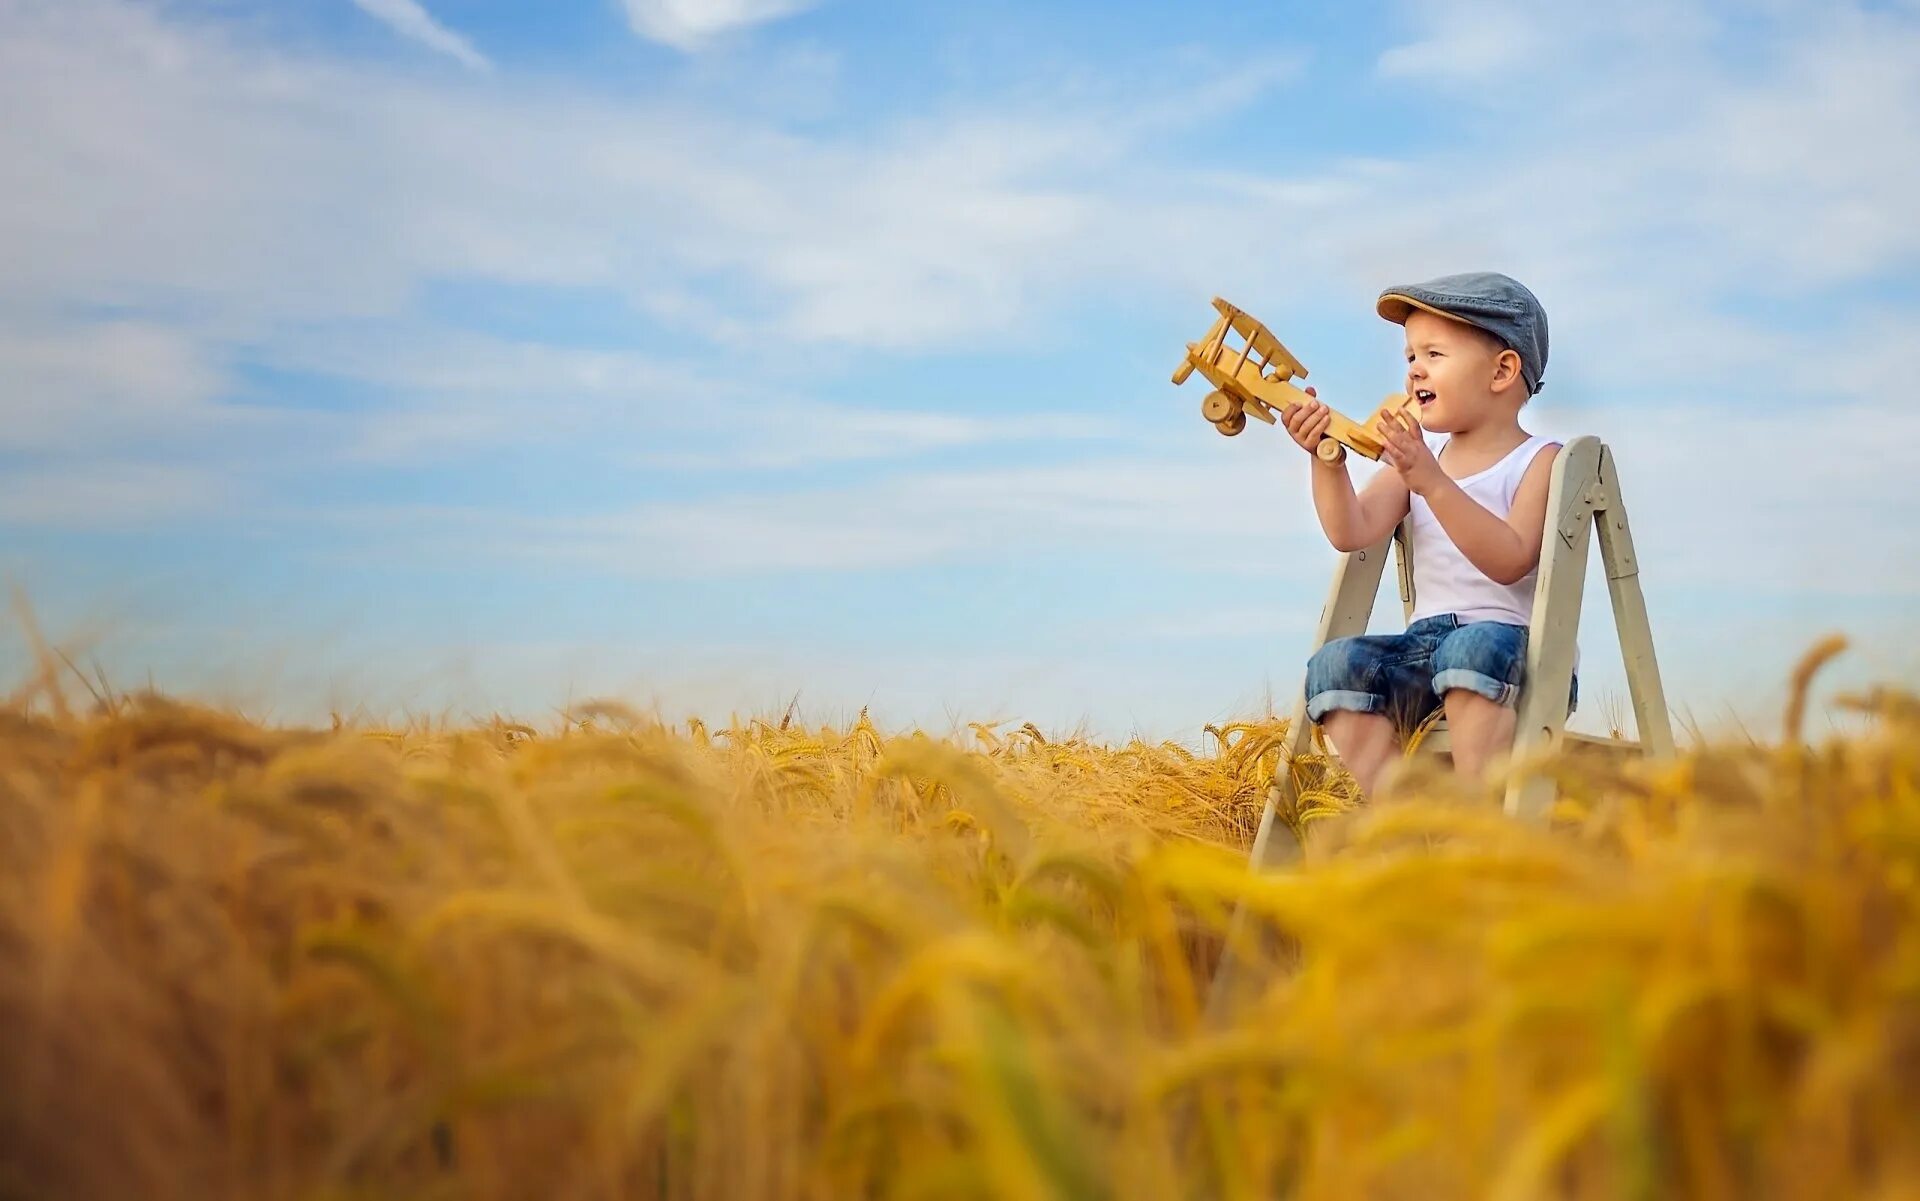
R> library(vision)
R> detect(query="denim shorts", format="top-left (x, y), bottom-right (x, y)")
top-left (1304, 614), bottom-right (1576, 732)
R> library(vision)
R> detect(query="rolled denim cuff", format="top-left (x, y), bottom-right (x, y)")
top-left (1431, 668), bottom-right (1520, 708)
top-left (1306, 689), bottom-right (1384, 723)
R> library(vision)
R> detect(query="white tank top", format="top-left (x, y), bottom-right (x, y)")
top-left (1407, 433), bottom-right (1558, 628)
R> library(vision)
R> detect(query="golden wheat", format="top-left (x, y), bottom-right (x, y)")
top-left (1, 651), bottom-right (1916, 1201)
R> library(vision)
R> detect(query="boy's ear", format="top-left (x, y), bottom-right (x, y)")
top-left (1491, 348), bottom-right (1524, 394)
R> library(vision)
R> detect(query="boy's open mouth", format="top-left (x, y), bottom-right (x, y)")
top-left (1415, 389), bottom-right (1435, 406)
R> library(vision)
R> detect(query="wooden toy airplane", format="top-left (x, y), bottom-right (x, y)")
top-left (1173, 297), bottom-right (1419, 464)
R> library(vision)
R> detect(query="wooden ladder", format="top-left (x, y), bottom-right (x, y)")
top-left (1242, 434), bottom-right (1676, 863)
top-left (1205, 436), bottom-right (1675, 1015)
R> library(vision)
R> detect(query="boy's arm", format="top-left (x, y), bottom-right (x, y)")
top-left (1418, 445), bottom-right (1561, 584)
top-left (1309, 456), bottom-right (1411, 553)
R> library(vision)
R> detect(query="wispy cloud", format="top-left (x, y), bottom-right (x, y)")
top-left (0, 0), bottom-right (1275, 350)
top-left (349, 0), bottom-right (489, 70)
top-left (1374, 0), bottom-right (1716, 88)
top-left (1375, 0), bottom-right (1545, 82)
top-left (618, 0), bottom-right (819, 51)
top-left (0, 461), bottom-right (230, 528)
top-left (320, 452), bottom-right (1328, 576)
top-left (5, 1), bottom-right (1913, 377)
top-left (0, 321), bottom-right (228, 453)
top-left (628, 407), bottom-right (1105, 471)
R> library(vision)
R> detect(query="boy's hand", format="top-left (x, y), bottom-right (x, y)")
top-left (1377, 409), bottom-right (1446, 495)
top-left (1283, 386), bottom-right (1334, 457)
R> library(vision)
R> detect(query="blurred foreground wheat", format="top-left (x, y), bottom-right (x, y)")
top-left (2, 657), bottom-right (1917, 1201)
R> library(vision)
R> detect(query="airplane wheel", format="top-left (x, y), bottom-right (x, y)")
top-left (1201, 390), bottom-right (1236, 423)
top-left (1316, 439), bottom-right (1346, 463)
top-left (1216, 412), bottom-right (1247, 436)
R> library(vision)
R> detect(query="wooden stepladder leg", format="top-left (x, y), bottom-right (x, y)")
top-left (1247, 533), bottom-right (1393, 870)
top-left (1205, 531), bottom-right (1392, 1020)
top-left (1593, 446), bottom-right (1676, 759)
top-left (1504, 436), bottom-right (1603, 823)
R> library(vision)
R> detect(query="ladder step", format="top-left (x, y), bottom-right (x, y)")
top-left (1414, 723), bottom-right (1639, 758)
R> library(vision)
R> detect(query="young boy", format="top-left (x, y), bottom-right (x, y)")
top-left (1282, 271), bottom-right (1571, 798)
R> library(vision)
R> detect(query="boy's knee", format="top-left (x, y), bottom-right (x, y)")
top-left (1441, 686), bottom-right (1506, 713)
top-left (1433, 670), bottom-right (1519, 707)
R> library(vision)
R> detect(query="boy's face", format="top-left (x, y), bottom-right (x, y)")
top-left (1401, 309), bottom-right (1510, 433)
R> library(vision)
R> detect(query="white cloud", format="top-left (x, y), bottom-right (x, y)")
top-left (235, 326), bottom-right (1111, 468)
top-left (0, 461), bottom-right (229, 528)
top-left (1, 0), bottom-right (1912, 465)
top-left (2, 0), bottom-right (1913, 370)
top-left (1375, 0), bottom-right (1545, 81)
top-left (321, 446), bottom-right (1327, 577)
top-left (629, 406), bottom-right (1104, 470)
top-left (1375, 0), bottom-right (1718, 88)
top-left (618, 0), bottom-right (818, 51)
top-left (0, 321), bottom-right (228, 452)
top-left (349, 0), bottom-right (489, 70)
top-left (0, 0), bottom-right (1285, 350)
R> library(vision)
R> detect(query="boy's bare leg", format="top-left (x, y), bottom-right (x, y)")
top-left (1319, 710), bottom-right (1400, 799)
top-left (1442, 689), bottom-right (1517, 779)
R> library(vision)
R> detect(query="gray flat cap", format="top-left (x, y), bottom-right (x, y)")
top-left (1377, 271), bottom-right (1548, 395)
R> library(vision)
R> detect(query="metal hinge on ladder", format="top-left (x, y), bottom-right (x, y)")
top-left (1559, 480), bottom-right (1607, 550)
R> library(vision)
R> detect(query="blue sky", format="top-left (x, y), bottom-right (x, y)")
top-left (3, 0), bottom-right (1918, 740)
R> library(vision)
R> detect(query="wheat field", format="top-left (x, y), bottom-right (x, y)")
top-left (2, 641), bottom-right (1917, 1201)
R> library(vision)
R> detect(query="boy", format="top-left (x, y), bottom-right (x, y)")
top-left (1281, 271), bottom-right (1571, 799)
